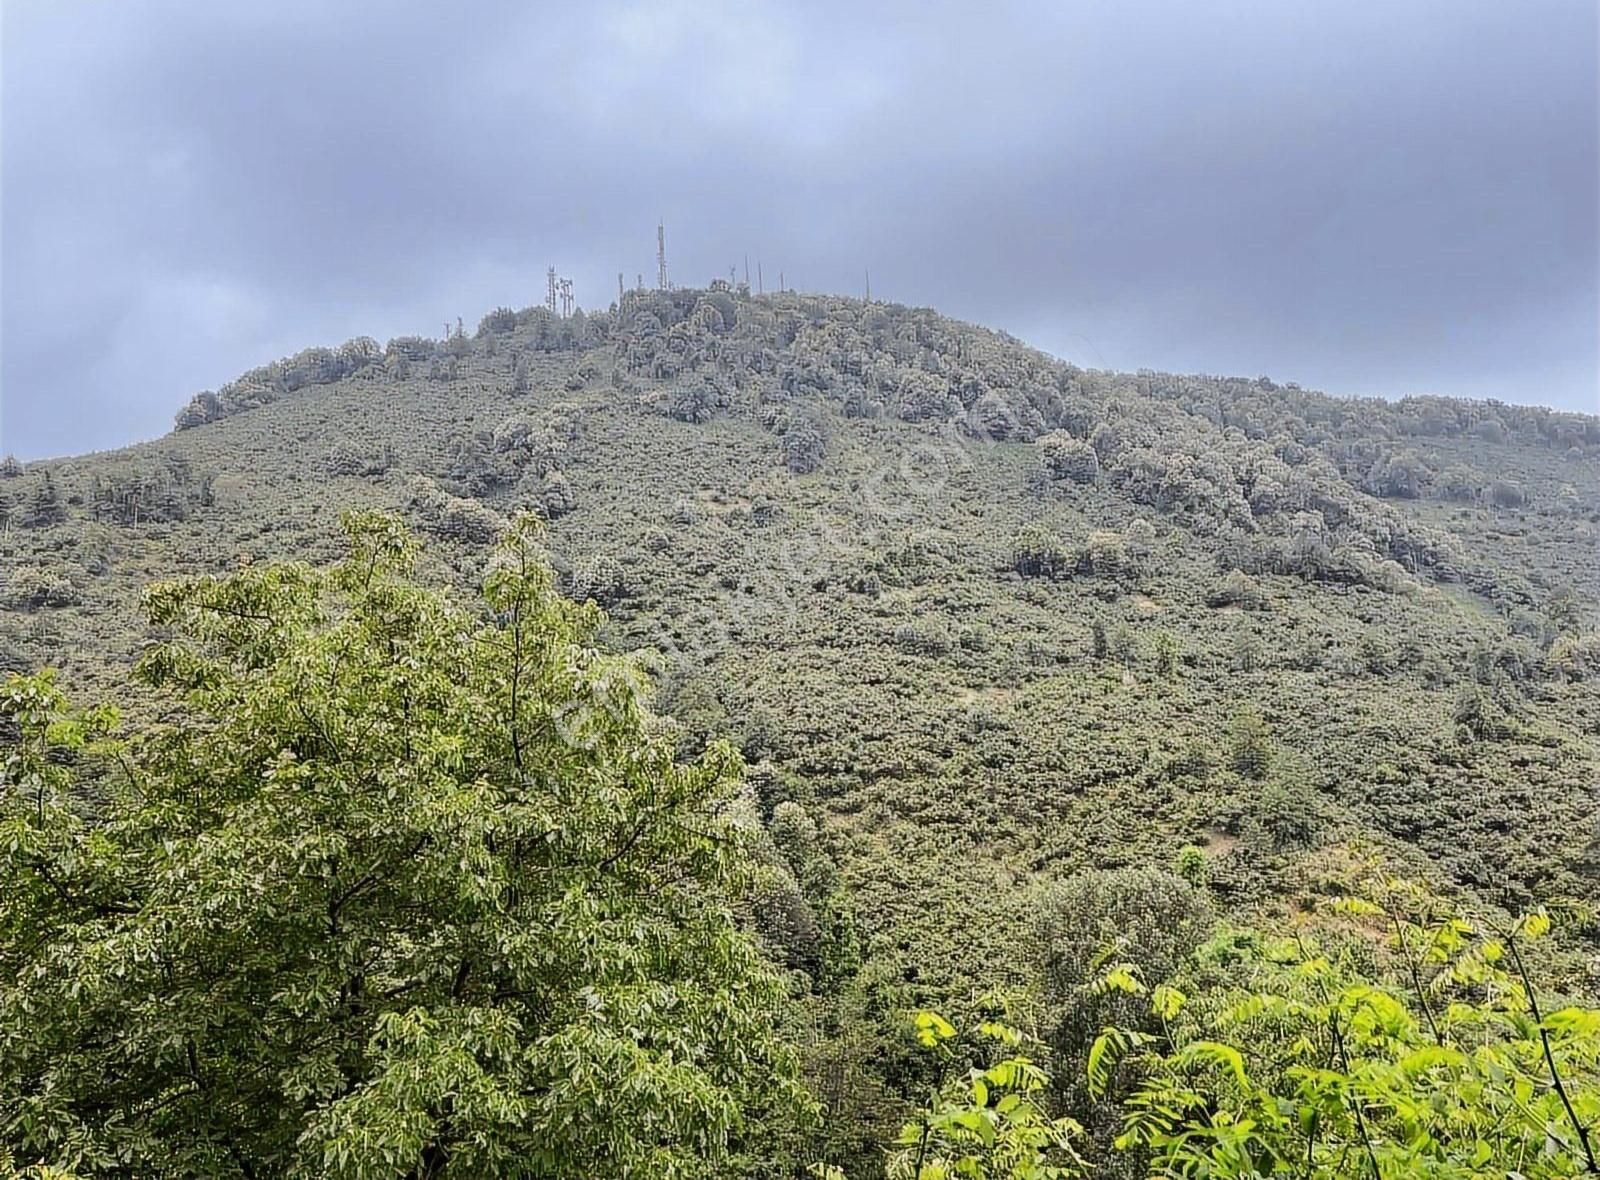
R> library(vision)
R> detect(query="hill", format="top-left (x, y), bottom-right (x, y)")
top-left (3, 284), bottom-right (1599, 1169)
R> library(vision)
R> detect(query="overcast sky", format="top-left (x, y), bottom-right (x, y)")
top-left (2, 0), bottom-right (1596, 459)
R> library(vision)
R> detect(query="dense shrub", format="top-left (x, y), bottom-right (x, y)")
top-left (2, 563), bottom-right (82, 609)
top-left (568, 554), bottom-right (630, 607)
top-left (1226, 705), bottom-right (1274, 778)
top-left (406, 476), bottom-right (504, 542)
top-left (18, 471), bottom-right (66, 528)
top-left (1038, 431), bottom-right (1100, 483)
top-left (537, 470), bottom-right (576, 519)
top-left (1035, 867), bottom-right (1212, 1169)
top-left (477, 306), bottom-right (519, 336)
top-left (778, 414), bottom-right (827, 474)
top-left (1205, 569), bottom-right (1267, 610)
top-left (89, 458), bottom-right (213, 525)
top-left (1487, 478), bottom-right (1527, 509)
top-left (1011, 523), bottom-right (1069, 577)
top-left (324, 440), bottom-right (394, 477)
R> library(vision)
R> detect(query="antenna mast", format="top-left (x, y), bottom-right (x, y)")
top-left (617, 272), bottom-right (625, 306)
top-left (656, 221), bottom-right (668, 291)
top-left (559, 277), bottom-right (574, 318)
top-left (547, 267), bottom-right (557, 316)
top-left (865, 269), bottom-right (871, 303)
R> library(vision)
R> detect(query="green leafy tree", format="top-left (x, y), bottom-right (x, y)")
top-left (0, 512), bottom-right (805, 1178)
top-left (1091, 885), bottom-right (1600, 1179)
top-left (1034, 869), bottom-right (1212, 1174)
top-left (886, 1012), bottom-right (1085, 1179)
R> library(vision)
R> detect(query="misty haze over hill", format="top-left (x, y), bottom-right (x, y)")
top-left (2, 0), bottom-right (1597, 459)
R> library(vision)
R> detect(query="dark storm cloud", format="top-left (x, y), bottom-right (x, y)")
top-left (3, 0), bottom-right (1596, 458)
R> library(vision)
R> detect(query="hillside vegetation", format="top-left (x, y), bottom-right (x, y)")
top-left (2, 285), bottom-right (1598, 1176)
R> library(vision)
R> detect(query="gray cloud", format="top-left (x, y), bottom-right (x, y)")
top-left (3, 0), bottom-right (1596, 458)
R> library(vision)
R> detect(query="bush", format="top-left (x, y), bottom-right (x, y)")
top-left (406, 476), bottom-right (504, 542)
top-left (1153, 630), bottom-right (1181, 676)
top-left (324, 441), bottom-right (393, 477)
top-left (1256, 774), bottom-right (1320, 848)
top-left (1226, 705), bottom-right (1274, 779)
top-left (89, 459), bottom-right (212, 526)
top-left (1487, 478), bottom-right (1527, 509)
top-left (538, 471), bottom-right (576, 520)
top-left (778, 415), bottom-right (827, 474)
top-left (1452, 684), bottom-right (1504, 740)
top-left (19, 471), bottom-right (66, 528)
top-left (1436, 465), bottom-right (1481, 502)
top-left (1038, 431), bottom-right (1100, 483)
top-left (747, 865), bottom-right (820, 969)
top-left (1011, 523), bottom-right (1068, 577)
top-left (1364, 450), bottom-right (1430, 498)
top-left (662, 381), bottom-right (718, 424)
top-left (1035, 867), bottom-right (1211, 1163)
top-left (1206, 569), bottom-right (1267, 610)
top-left (1174, 844), bottom-right (1207, 886)
top-left (1548, 633), bottom-right (1600, 681)
top-left (891, 619), bottom-right (952, 656)
top-left (174, 390), bottom-right (226, 430)
top-left (2, 563), bottom-right (81, 610)
top-left (1356, 631), bottom-right (1397, 674)
top-left (1077, 530), bottom-right (1128, 578)
top-left (478, 306), bottom-right (518, 335)
top-left (569, 554), bottom-right (630, 607)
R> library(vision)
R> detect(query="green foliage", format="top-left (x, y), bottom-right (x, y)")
top-left (1225, 705), bottom-right (1274, 779)
top-left (2, 564), bottom-right (83, 610)
top-left (1205, 569), bottom-right (1266, 611)
top-left (1038, 433), bottom-right (1099, 484)
top-left (1152, 630), bottom-right (1181, 677)
top-left (88, 456), bottom-right (214, 525)
top-left (885, 1011), bottom-right (1086, 1179)
top-left (0, 513), bottom-right (805, 1177)
top-left (1034, 868), bottom-right (1213, 1173)
top-left (19, 471), bottom-right (66, 528)
top-left (1174, 845), bottom-right (1207, 887)
top-left (1098, 886), bottom-right (1600, 1179)
top-left (1011, 523), bottom-right (1068, 578)
top-left (778, 413), bottom-right (829, 475)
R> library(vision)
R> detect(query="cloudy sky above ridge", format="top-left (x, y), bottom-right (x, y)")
top-left (2, 0), bottom-right (1596, 458)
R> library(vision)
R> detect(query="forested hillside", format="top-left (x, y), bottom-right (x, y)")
top-left (3, 284), bottom-right (1599, 1176)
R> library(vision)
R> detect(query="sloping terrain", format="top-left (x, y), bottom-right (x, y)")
top-left (3, 286), bottom-right (1598, 1003)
